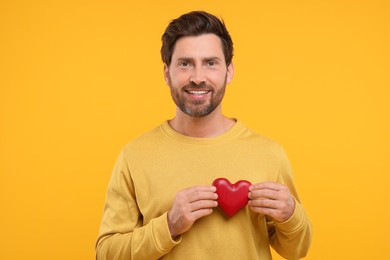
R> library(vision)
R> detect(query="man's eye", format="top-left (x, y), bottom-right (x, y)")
top-left (179, 62), bottom-right (189, 67)
top-left (208, 61), bottom-right (216, 66)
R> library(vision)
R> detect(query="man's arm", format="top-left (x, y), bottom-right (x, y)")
top-left (96, 151), bottom-right (179, 260)
top-left (96, 151), bottom-right (219, 259)
top-left (249, 147), bottom-right (312, 259)
top-left (266, 198), bottom-right (312, 259)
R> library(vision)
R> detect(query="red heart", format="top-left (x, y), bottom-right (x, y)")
top-left (212, 178), bottom-right (252, 218)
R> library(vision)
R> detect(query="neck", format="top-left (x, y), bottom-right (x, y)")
top-left (168, 106), bottom-right (236, 138)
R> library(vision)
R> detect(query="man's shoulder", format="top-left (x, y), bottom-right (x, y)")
top-left (239, 122), bottom-right (282, 148)
top-left (123, 124), bottom-right (165, 151)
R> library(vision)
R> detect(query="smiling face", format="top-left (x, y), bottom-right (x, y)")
top-left (164, 34), bottom-right (234, 118)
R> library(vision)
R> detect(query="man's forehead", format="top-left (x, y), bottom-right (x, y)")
top-left (171, 34), bottom-right (224, 59)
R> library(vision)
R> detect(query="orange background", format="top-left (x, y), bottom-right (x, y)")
top-left (1, 1), bottom-right (389, 259)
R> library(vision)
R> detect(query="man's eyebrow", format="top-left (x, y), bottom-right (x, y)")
top-left (176, 57), bottom-right (222, 61)
top-left (177, 57), bottom-right (193, 61)
top-left (205, 56), bottom-right (222, 61)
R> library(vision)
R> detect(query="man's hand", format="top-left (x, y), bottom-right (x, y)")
top-left (248, 182), bottom-right (295, 222)
top-left (168, 186), bottom-right (218, 239)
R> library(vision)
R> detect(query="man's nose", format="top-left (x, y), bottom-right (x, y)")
top-left (190, 67), bottom-right (206, 85)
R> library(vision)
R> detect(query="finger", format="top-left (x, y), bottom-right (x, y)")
top-left (186, 185), bottom-right (217, 193)
top-left (249, 181), bottom-right (283, 191)
top-left (188, 192), bottom-right (218, 204)
top-left (187, 187), bottom-right (218, 203)
top-left (189, 200), bottom-right (218, 212)
top-left (248, 188), bottom-right (279, 200)
top-left (191, 208), bottom-right (214, 221)
top-left (248, 198), bottom-right (281, 210)
top-left (250, 206), bottom-right (279, 217)
top-left (250, 203), bottom-right (293, 222)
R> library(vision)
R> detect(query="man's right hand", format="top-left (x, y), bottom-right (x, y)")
top-left (167, 185), bottom-right (218, 239)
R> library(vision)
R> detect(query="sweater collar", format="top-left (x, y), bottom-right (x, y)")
top-left (160, 119), bottom-right (245, 145)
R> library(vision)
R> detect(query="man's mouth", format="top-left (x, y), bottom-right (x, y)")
top-left (185, 90), bottom-right (211, 95)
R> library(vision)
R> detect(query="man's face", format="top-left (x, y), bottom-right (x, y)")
top-left (164, 34), bottom-right (234, 117)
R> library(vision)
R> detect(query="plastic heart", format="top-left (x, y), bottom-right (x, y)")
top-left (212, 178), bottom-right (252, 218)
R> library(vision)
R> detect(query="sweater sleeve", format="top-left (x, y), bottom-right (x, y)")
top-left (267, 146), bottom-right (313, 260)
top-left (96, 150), bottom-right (181, 260)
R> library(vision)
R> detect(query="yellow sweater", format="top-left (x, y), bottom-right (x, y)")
top-left (96, 120), bottom-right (312, 259)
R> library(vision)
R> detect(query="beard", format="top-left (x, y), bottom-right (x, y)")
top-left (169, 79), bottom-right (227, 118)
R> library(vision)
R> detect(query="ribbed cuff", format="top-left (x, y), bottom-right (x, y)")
top-left (274, 198), bottom-right (306, 234)
top-left (152, 212), bottom-right (182, 253)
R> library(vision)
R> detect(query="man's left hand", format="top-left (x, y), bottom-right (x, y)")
top-left (248, 182), bottom-right (295, 222)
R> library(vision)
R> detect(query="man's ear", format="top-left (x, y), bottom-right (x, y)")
top-left (226, 62), bottom-right (234, 84)
top-left (163, 63), bottom-right (170, 85)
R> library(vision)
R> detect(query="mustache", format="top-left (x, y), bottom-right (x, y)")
top-left (183, 82), bottom-right (210, 89)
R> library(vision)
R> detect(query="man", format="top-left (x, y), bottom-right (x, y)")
top-left (96, 11), bottom-right (312, 259)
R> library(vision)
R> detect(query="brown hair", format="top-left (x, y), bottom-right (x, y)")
top-left (161, 11), bottom-right (234, 66)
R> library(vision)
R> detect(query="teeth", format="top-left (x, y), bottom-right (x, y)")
top-left (187, 90), bottom-right (209, 95)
